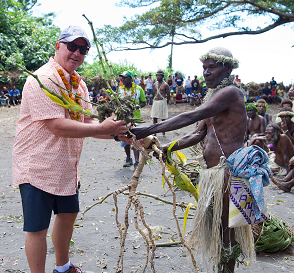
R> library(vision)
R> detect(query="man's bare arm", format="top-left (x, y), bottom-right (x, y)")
top-left (168, 120), bottom-right (207, 152)
top-left (166, 84), bottom-right (170, 103)
top-left (44, 113), bottom-right (128, 138)
top-left (132, 86), bottom-right (242, 139)
top-left (260, 116), bottom-right (266, 134)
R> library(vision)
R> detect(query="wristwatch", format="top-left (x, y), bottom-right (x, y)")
top-left (113, 135), bottom-right (120, 142)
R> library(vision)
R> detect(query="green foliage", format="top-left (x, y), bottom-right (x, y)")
top-left (96, 0), bottom-right (294, 52)
top-left (0, 0), bottom-right (60, 71)
top-left (77, 59), bottom-right (143, 78)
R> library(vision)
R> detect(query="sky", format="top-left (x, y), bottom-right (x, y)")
top-left (32, 0), bottom-right (294, 86)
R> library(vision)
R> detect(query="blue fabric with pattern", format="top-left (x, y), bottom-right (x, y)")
top-left (226, 145), bottom-right (273, 220)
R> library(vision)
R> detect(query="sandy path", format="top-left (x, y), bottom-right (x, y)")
top-left (0, 104), bottom-right (293, 273)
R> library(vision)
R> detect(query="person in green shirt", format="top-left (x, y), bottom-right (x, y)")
top-left (118, 70), bottom-right (146, 170)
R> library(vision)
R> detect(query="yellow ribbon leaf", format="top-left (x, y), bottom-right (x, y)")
top-left (183, 203), bottom-right (197, 236)
top-left (61, 90), bottom-right (79, 105)
top-left (175, 151), bottom-right (187, 165)
top-left (43, 89), bottom-right (65, 106)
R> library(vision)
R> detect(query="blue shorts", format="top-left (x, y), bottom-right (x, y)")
top-left (186, 87), bottom-right (192, 95)
top-left (19, 183), bottom-right (80, 232)
top-left (120, 141), bottom-right (129, 148)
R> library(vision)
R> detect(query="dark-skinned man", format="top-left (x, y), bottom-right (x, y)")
top-left (271, 156), bottom-right (294, 192)
top-left (277, 107), bottom-right (294, 145)
top-left (256, 99), bottom-right (272, 126)
top-left (151, 70), bottom-right (170, 136)
top-left (131, 47), bottom-right (268, 272)
top-left (265, 123), bottom-right (294, 176)
top-left (246, 103), bottom-right (266, 145)
top-left (118, 71), bottom-right (146, 170)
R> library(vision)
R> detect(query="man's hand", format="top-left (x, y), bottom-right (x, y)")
top-left (281, 121), bottom-right (288, 132)
top-left (153, 144), bottom-right (169, 162)
top-left (101, 113), bottom-right (130, 135)
top-left (131, 125), bottom-right (151, 140)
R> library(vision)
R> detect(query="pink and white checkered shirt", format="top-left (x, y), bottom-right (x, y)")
top-left (12, 57), bottom-right (91, 196)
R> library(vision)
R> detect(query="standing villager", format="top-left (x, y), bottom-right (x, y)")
top-left (118, 70), bottom-right (146, 170)
top-left (12, 25), bottom-right (130, 273)
top-left (131, 47), bottom-right (272, 272)
top-left (151, 70), bottom-right (170, 136)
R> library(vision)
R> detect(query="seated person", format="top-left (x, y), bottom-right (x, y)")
top-left (271, 85), bottom-right (278, 103)
top-left (276, 85), bottom-right (284, 101)
top-left (91, 90), bottom-right (99, 103)
top-left (262, 82), bottom-right (272, 103)
top-left (189, 90), bottom-right (201, 106)
top-left (272, 156), bottom-right (294, 192)
top-left (9, 86), bottom-right (20, 105)
top-left (0, 91), bottom-right (10, 107)
top-left (265, 123), bottom-right (294, 176)
top-left (181, 90), bottom-right (188, 102)
top-left (98, 91), bottom-right (109, 104)
top-left (255, 92), bottom-right (262, 101)
top-left (246, 103), bottom-right (265, 141)
top-left (145, 90), bottom-right (153, 105)
top-left (276, 107), bottom-right (294, 144)
top-left (247, 133), bottom-right (269, 152)
top-left (276, 99), bottom-right (294, 122)
top-left (169, 90), bottom-right (176, 104)
top-left (256, 99), bottom-right (272, 126)
top-left (175, 90), bottom-right (184, 103)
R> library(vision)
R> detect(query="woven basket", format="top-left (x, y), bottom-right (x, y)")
top-left (253, 213), bottom-right (293, 253)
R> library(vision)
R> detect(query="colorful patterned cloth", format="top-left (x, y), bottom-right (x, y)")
top-left (226, 145), bottom-right (273, 220)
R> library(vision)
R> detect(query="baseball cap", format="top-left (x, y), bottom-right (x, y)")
top-left (58, 25), bottom-right (91, 48)
top-left (119, 71), bottom-right (134, 79)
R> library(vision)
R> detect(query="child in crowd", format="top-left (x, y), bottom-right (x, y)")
top-left (145, 90), bottom-right (153, 105)
top-left (255, 92), bottom-right (262, 101)
top-left (0, 91), bottom-right (10, 107)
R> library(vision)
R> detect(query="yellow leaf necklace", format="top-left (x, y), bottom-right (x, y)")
top-left (57, 69), bottom-right (81, 121)
top-left (121, 82), bottom-right (136, 97)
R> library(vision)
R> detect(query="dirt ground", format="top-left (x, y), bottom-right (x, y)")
top-left (0, 103), bottom-right (293, 273)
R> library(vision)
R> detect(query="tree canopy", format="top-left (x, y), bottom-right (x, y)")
top-left (95, 0), bottom-right (294, 52)
top-left (0, 0), bottom-right (60, 71)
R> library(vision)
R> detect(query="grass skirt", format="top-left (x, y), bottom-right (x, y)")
top-left (188, 156), bottom-right (256, 272)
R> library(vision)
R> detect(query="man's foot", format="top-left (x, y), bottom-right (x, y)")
top-left (271, 177), bottom-right (291, 192)
top-left (123, 157), bottom-right (133, 167)
top-left (134, 161), bottom-right (139, 170)
top-left (53, 262), bottom-right (95, 273)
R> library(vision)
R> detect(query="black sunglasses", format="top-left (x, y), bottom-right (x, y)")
top-left (59, 41), bottom-right (89, 55)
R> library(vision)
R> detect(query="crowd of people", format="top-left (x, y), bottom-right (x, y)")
top-left (7, 23), bottom-right (294, 273)
top-left (0, 86), bottom-right (21, 106)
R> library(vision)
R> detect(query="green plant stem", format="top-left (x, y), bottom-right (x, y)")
top-left (20, 66), bottom-right (69, 106)
top-left (48, 77), bottom-right (99, 106)
top-left (82, 14), bottom-right (112, 90)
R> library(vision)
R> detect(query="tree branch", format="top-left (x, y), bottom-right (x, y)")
top-left (109, 17), bottom-right (293, 51)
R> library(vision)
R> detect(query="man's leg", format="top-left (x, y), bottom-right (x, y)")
top-left (124, 145), bottom-right (131, 158)
top-left (25, 229), bottom-right (48, 273)
top-left (272, 176), bottom-right (294, 192)
top-left (221, 172), bottom-right (236, 273)
top-left (123, 144), bottom-right (133, 167)
top-left (153, 118), bottom-right (158, 136)
top-left (162, 119), bottom-right (166, 136)
top-left (52, 212), bottom-right (78, 266)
